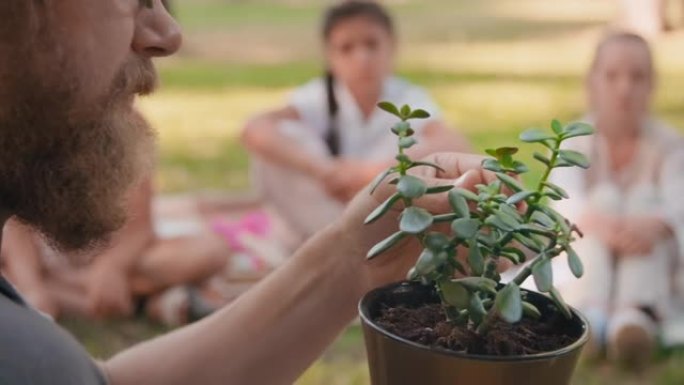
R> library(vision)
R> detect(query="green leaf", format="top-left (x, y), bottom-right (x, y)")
top-left (469, 294), bottom-right (487, 324)
top-left (498, 208), bottom-right (522, 228)
top-left (377, 101), bottom-right (400, 117)
top-left (448, 189), bottom-right (470, 218)
top-left (493, 147), bottom-right (520, 169)
top-left (414, 250), bottom-right (439, 276)
top-left (451, 187), bottom-right (479, 201)
top-left (506, 191), bottom-right (538, 205)
top-left (522, 301), bottom-right (542, 320)
top-left (542, 181), bottom-right (569, 199)
top-left (500, 252), bottom-right (519, 265)
top-left (513, 233), bottom-right (543, 253)
top-left (520, 129), bottom-right (556, 143)
top-left (501, 247), bottom-right (526, 264)
top-left (562, 122), bottom-right (594, 139)
top-left (366, 231), bottom-right (408, 259)
top-left (397, 175), bottom-right (427, 199)
top-left (545, 192), bottom-right (564, 201)
top-left (536, 205), bottom-right (570, 234)
top-left (425, 232), bottom-right (449, 251)
top-left (391, 122), bottom-right (412, 136)
top-left (482, 158), bottom-right (503, 172)
top-left (533, 152), bottom-right (551, 167)
top-left (425, 185), bottom-right (454, 194)
top-left (531, 211), bottom-right (555, 228)
top-left (468, 240), bottom-right (485, 276)
top-left (477, 232), bottom-right (497, 248)
top-left (453, 277), bottom-right (498, 295)
top-left (485, 215), bottom-right (516, 232)
top-left (415, 248), bottom-right (445, 275)
top-left (410, 161), bottom-right (446, 173)
top-left (364, 193), bottom-right (401, 225)
top-left (485, 210), bottom-right (520, 231)
top-left (433, 213), bottom-right (459, 223)
top-left (567, 246), bottom-right (584, 278)
top-left (517, 224), bottom-right (553, 238)
top-left (496, 173), bottom-right (524, 192)
top-left (553, 158), bottom-right (574, 168)
top-left (451, 218), bottom-right (480, 239)
top-left (551, 119), bottom-right (563, 135)
top-left (409, 109), bottom-right (431, 119)
top-left (511, 161), bottom-right (529, 174)
top-left (495, 283), bottom-right (523, 323)
top-left (496, 147), bottom-right (519, 157)
top-left (499, 203), bottom-right (523, 222)
top-left (485, 180), bottom-right (502, 195)
top-left (399, 137), bottom-right (417, 149)
top-left (395, 153), bottom-right (411, 164)
top-left (451, 259), bottom-right (468, 276)
top-left (485, 149), bottom-right (498, 157)
top-left (532, 257), bottom-right (553, 293)
top-left (400, 207), bottom-right (434, 234)
top-left (400, 104), bottom-right (411, 118)
top-left (440, 281), bottom-right (470, 308)
top-left (369, 167), bottom-right (395, 195)
top-left (550, 287), bottom-right (572, 319)
top-left (558, 149), bottom-right (590, 169)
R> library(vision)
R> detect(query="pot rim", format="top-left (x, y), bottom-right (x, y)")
top-left (359, 281), bottom-right (590, 363)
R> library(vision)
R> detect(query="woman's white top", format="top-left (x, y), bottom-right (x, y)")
top-left (288, 76), bottom-right (441, 159)
top-left (252, 76), bottom-right (442, 245)
top-left (551, 117), bottom-right (684, 258)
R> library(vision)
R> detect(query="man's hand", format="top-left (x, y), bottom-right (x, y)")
top-left (105, 152), bottom-right (494, 385)
top-left (85, 261), bottom-right (133, 319)
top-left (334, 153), bottom-right (494, 295)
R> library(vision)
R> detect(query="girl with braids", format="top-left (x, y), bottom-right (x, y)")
top-left (242, 0), bottom-right (470, 246)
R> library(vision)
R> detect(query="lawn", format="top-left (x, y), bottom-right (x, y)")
top-left (64, 0), bottom-right (684, 383)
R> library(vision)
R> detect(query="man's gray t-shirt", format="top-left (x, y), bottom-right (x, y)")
top-left (0, 276), bottom-right (107, 384)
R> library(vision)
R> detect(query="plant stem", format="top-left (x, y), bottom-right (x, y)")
top-left (529, 138), bottom-right (561, 208)
top-left (512, 245), bottom-right (562, 286)
top-left (476, 304), bottom-right (497, 335)
top-left (510, 139), bottom-right (564, 286)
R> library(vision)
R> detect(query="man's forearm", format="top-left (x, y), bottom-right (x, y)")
top-left (105, 223), bottom-right (364, 385)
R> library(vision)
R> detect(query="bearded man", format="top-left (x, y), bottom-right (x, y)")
top-left (0, 1), bottom-right (491, 384)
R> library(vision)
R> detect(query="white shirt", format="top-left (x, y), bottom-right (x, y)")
top-left (288, 76), bottom-right (441, 160)
top-left (253, 76), bottom-right (442, 244)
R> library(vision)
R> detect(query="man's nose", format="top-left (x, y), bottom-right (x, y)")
top-left (132, 0), bottom-right (182, 58)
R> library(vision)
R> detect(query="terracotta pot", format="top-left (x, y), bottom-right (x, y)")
top-left (359, 281), bottom-right (589, 385)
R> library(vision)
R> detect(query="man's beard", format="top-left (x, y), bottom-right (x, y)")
top-left (0, 50), bottom-right (157, 258)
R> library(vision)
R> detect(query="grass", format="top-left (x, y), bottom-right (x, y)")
top-left (62, 0), bottom-right (684, 383)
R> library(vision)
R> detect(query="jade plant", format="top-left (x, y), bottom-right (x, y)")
top-left (366, 102), bottom-right (594, 334)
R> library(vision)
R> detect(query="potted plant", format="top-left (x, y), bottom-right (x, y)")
top-left (359, 102), bottom-right (595, 385)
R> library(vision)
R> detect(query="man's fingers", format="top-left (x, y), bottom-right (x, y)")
top-left (423, 153), bottom-right (489, 180)
top-left (363, 153), bottom-right (498, 222)
top-left (411, 169), bottom-right (490, 213)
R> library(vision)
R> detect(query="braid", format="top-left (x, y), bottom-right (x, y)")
top-left (324, 71), bottom-right (340, 156)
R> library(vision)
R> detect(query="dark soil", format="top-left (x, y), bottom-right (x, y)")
top-left (375, 303), bottom-right (577, 356)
